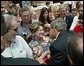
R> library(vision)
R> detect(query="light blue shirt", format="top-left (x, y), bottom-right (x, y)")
top-left (17, 23), bottom-right (32, 37)
top-left (1, 35), bottom-right (33, 58)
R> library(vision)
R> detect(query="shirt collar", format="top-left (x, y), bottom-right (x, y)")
top-left (54, 31), bottom-right (61, 41)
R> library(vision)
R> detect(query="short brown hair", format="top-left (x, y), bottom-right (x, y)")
top-left (71, 8), bottom-right (77, 12)
top-left (20, 7), bottom-right (31, 16)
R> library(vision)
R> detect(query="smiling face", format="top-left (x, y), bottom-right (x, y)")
top-left (71, 10), bottom-right (77, 17)
top-left (21, 11), bottom-right (31, 24)
top-left (60, 8), bottom-right (66, 18)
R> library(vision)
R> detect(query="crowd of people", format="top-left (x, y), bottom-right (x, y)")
top-left (1, 1), bottom-right (83, 65)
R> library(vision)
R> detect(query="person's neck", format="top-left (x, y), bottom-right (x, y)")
top-left (51, 31), bottom-right (60, 41)
top-left (2, 37), bottom-right (11, 46)
top-left (45, 21), bottom-right (48, 24)
top-left (23, 23), bottom-right (29, 28)
top-left (1, 37), bottom-right (11, 52)
top-left (23, 22), bottom-right (29, 25)
top-left (34, 35), bottom-right (43, 43)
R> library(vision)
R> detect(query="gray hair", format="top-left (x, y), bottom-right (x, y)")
top-left (4, 15), bottom-right (16, 30)
top-left (51, 17), bottom-right (67, 31)
top-left (20, 6), bottom-right (31, 16)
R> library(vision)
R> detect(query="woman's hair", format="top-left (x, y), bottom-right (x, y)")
top-left (39, 7), bottom-right (51, 25)
top-left (29, 22), bottom-right (41, 34)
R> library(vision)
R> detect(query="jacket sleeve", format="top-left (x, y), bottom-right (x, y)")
top-left (47, 45), bottom-right (67, 65)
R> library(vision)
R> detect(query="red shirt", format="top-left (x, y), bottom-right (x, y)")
top-left (73, 25), bottom-right (83, 33)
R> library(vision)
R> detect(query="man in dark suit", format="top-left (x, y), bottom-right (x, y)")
top-left (65, 15), bottom-right (74, 31)
top-left (47, 18), bottom-right (74, 65)
top-left (60, 7), bottom-right (78, 31)
top-left (65, 8), bottom-right (78, 31)
top-left (1, 14), bottom-right (40, 65)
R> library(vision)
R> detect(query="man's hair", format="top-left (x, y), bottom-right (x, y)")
top-left (20, 6), bottom-right (31, 16)
top-left (51, 17), bottom-right (67, 31)
top-left (1, 14), bottom-right (6, 35)
top-left (71, 8), bottom-right (77, 12)
top-left (67, 33), bottom-right (83, 65)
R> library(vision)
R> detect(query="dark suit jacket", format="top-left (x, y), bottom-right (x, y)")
top-left (65, 15), bottom-right (74, 31)
top-left (1, 55), bottom-right (40, 65)
top-left (47, 30), bottom-right (74, 65)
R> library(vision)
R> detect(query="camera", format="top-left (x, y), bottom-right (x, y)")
top-left (21, 32), bottom-right (27, 37)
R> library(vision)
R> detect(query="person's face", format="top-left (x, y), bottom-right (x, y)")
top-left (35, 26), bottom-right (44, 41)
top-left (54, 10), bottom-right (59, 18)
top-left (32, 12), bottom-right (37, 19)
top-left (43, 11), bottom-right (48, 19)
top-left (49, 27), bottom-right (57, 39)
top-left (71, 11), bottom-right (77, 17)
top-left (21, 11), bottom-right (31, 23)
top-left (60, 8), bottom-right (66, 18)
top-left (78, 7), bottom-right (83, 16)
top-left (36, 26), bottom-right (44, 36)
top-left (4, 19), bottom-right (18, 42)
top-left (49, 12), bottom-right (55, 21)
top-left (78, 19), bottom-right (83, 29)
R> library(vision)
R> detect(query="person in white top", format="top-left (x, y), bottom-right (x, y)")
top-left (1, 15), bottom-right (33, 59)
top-left (70, 4), bottom-right (83, 30)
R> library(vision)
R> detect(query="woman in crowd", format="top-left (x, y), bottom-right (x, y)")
top-left (39, 7), bottom-right (51, 26)
top-left (29, 22), bottom-right (51, 64)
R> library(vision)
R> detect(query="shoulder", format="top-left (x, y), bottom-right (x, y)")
top-left (73, 16), bottom-right (78, 20)
top-left (15, 35), bottom-right (26, 42)
top-left (16, 35), bottom-right (24, 39)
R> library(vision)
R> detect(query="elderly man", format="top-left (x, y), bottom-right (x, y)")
top-left (1, 15), bottom-right (33, 59)
top-left (47, 17), bottom-right (74, 65)
top-left (1, 14), bottom-right (40, 65)
top-left (17, 7), bottom-right (32, 43)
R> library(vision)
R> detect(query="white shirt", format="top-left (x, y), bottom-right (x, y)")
top-left (1, 35), bottom-right (33, 58)
top-left (69, 16), bottom-right (78, 30)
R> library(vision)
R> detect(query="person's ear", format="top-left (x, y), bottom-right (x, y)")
top-left (1, 36), bottom-right (3, 41)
